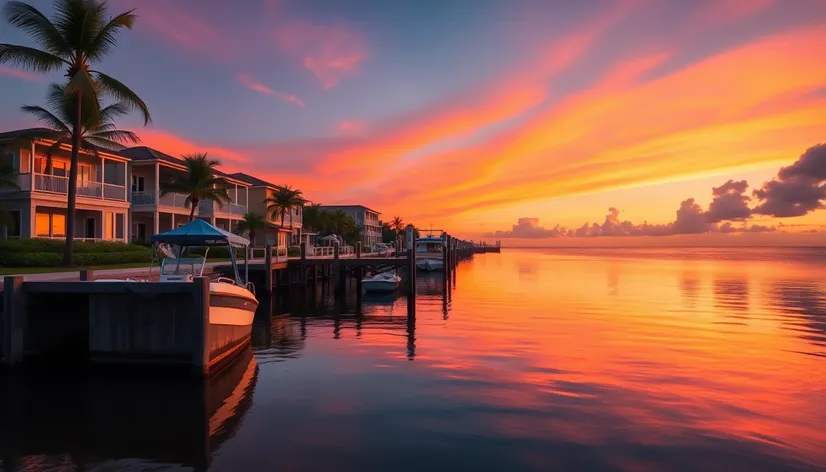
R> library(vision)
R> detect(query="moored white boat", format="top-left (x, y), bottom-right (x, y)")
top-left (362, 271), bottom-right (401, 292)
top-left (415, 236), bottom-right (444, 272)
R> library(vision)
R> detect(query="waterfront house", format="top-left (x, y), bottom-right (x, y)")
top-left (318, 205), bottom-right (382, 247)
top-left (0, 129), bottom-right (130, 242)
top-left (229, 172), bottom-right (312, 249)
top-left (119, 147), bottom-right (251, 243)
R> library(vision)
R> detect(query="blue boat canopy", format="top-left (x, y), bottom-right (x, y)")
top-left (150, 219), bottom-right (250, 247)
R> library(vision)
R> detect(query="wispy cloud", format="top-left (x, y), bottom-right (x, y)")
top-left (236, 73), bottom-right (305, 108)
top-left (137, 129), bottom-right (251, 164)
top-left (0, 66), bottom-right (42, 82)
top-left (273, 20), bottom-right (368, 89)
top-left (337, 120), bottom-right (366, 134)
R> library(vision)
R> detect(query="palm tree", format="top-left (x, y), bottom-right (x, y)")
top-left (327, 209), bottom-right (352, 236)
top-left (236, 212), bottom-right (266, 247)
top-left (265, 185), bottom-right (304, 228)
top-left (161, 153), bottom-right (231, 222)
top-left (1, 0), bottom-right (150, 265)
top-left (0, 161), bottom-right (20, 191)
top-left (22, 83), bottom-right (140, 169)
top-left (391, 216), bottom-right (405, 237)
top-left (302, 203), bottom-right (329, 233)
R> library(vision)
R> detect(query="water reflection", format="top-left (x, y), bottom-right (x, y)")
top-left (0, 348), bottom-right (258, 471)
top-left (681, 269), bottom-right (701, 307)
top-left (713, 276), bottom-right (750, 322)
top-left (770, 280), bottom-right (826, 355)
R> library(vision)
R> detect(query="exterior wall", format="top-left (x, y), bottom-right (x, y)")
top-left (318, 205), bottom-right (382, 247)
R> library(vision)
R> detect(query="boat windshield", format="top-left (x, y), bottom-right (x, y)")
top-left (416, 242), bottom-right (443, 253)
top-left (160, 257), bottom-right (206, 277)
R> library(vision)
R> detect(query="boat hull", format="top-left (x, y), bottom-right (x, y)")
top-left (416, 257), bottom-right (444, 272)
top-left (362, 280), bottom-right (400, 292)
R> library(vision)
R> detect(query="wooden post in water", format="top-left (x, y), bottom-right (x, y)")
top-left (406, 226), bottom-right (416, 295)
top-left (265, 244), bottom-right (273, 295)
top-left (80, 270), bottom-right (93, 281)
top-left (356, 241), bottom-right (361, 259)
top-left (191, 276), bottom-right (210, 375)
top-left (442, 234), bottom-right (449, 288)
top-left (333, 242), bottom-right (341, 293)
top-left (2, 276), bottom-right (26, 368)
top-left (300, 242), bottom-right (307, 288)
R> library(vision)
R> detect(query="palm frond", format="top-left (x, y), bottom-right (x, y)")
top-left (46, 136), bottom-right (70, 160)
top-left (20, 104), bottom-right (70, 132)
top-left (88, 129), bottom-right (141, 145)
top-left (0, 43), bottom-right (66, 72)
top-left (2, 1), bottom-right (71, 56)
top-left (98, 102), bottom-right (130, 122)
top-left (92, 71), bottom-right (151, 124)
top-left (78, 138), bottom-right (100, 158)
top-left (0, 162), bottom-right (21, 191)
top-left (83, 136), bottom-right (128, 151)
top-left (53, 0), bottom-right (106, 54)
top-left (87, 9), bottom-right (136, 61)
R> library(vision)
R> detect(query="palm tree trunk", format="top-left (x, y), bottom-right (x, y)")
top-left (280, 211), bottom-right (285, 228)
top-left (189, 199), bottom-right (197, 222)
top-left (62, 94), bottom-right (82, 266)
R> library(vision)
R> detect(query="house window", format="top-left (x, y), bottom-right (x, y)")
top-left (52, 213), bottom-right (65, 237)
top-left (78, 164), bottom-right (92, 184)
top-left (116, 214), bottom-right (124, 240)
top-left (4, 210), bottom-right (21, 238)
top-left (131, 175), bottom-right (145, 192)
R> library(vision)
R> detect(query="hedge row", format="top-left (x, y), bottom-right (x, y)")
top-left (0, 238), bottom-right (148, 254)
top-left (0, 250), bottom-right (153, 267)
top-left (0, 238), bottom-right (154, 267)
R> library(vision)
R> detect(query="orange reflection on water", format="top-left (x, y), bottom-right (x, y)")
top-left (259, 248), bottom-right (826, 469)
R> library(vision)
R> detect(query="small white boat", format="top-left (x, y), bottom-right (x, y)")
top-left (362, 271), bottom-right (401, 292)
top-left (415, 236), bottom-right (444, 272)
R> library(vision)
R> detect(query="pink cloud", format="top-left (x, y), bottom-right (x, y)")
top-left (0, 66), bottom-right (42, 82)
top-left (137, 129), bottom-right (251, 164)
top-left (274, 21), bottom-right (368, 88)
top-left (236, 73), bottom-right (306, 108)
top-left (337, 120), bottom-right (366, 134)
top-left (135, 4), bottom-right (223, 55)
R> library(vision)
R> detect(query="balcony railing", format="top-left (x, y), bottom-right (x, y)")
top-left (77, 180), bottom-right (101, 198)
top-left (104, 183), bottom-right (126, 200)
top-left (160, 193), bottom-right (190, 209)
top-left (132, 191), bottom-right (155, 205)
top-left (0, 173), bottom-right (31, 192)
top-left (34, 173), bottom-right (68, 194)
top-left (198, 200), bottom-right (247, 216)
top-left (29, 173), bottom-right (126, 201)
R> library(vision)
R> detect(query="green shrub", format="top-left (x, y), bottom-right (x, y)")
top-left (0, 239), bottom-right (153, 267)
top-left (287, 246), bottom-right (300, 257)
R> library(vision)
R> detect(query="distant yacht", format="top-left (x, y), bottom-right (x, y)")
top-left (415, 236), bottom-right (444, 271)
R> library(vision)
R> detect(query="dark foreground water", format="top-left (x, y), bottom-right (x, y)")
top-left (2, 248), bottom-right (826, 471)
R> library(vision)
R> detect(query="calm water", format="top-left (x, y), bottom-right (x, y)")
top-left (2, 248), bottom-right (826, 471)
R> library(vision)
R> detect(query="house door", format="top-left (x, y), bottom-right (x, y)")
top-left (85, 218), bottom-right (95, 239)
top-left (132, 223), bottom-right (147, 242)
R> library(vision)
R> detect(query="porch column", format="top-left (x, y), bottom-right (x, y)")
top-left (29, 202), bottom-right (36, 238)
top-left (154, 162), bottom-right (160, 204)
top-left (29, 140), bottom-right (35, 190)
top-left (245, 187), bottom-right (248, 209)
top-left (100, 157), bottom-right (106, 199)
top-left (153, 211), bottom-right (159, 235)
top-left (234, 185), bottom-right (238, 204)
top-left (99, 210), bottom-right (105, 240)
top-left (124, 161), bottom-right (129, 203)
top-left (48, 213), bottom-right (53, 238)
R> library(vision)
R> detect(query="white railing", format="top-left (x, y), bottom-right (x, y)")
top-left (198, 200), bottom-right (213, 214)
top-left (132, 191), bottom-right (155, 205)
top-left (104, 183), bottom-right (125, 200)
top-left (77, 180), bottom-right (102, 198)
top-left (34, 173), bottom-right (68, 194)
top-left (1, 173), bottom-right (30, 192)
top-left (313, 246), bottom-right (334, 257)
top-left (228, 202), bottom-right (246, 215)
top-left (160, 193), bottom-right (190, 209)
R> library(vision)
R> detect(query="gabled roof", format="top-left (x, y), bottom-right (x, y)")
top-left (229, 172), bottom-right (276, 188)
top-left (119, 146), bottom-right (250, 185)
top-left (0, 128), bottom-right (129, 160)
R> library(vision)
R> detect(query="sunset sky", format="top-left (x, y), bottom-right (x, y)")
top-left (1, 0), bottom-right (826, 245)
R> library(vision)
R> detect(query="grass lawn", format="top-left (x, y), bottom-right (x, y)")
top-left (0, 258), bottom-right (234, 275)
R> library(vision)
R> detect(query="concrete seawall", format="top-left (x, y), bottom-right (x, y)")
top-left (1, 276), bottom-right (249, 375)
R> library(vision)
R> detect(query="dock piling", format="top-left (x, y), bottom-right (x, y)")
top-left (265, 244), bottom-right (273, 295)
top-left (300, 243), bottom-right (307, 288)
top-left (80, 270), bottom-right (94, 281)
top-left (2, 276), bottom-right (26, 368)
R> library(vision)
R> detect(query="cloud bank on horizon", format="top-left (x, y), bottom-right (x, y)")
top-left (1, 0), bottom-right (826, 240)
top-left (488, 145), bottom-right (826, 239)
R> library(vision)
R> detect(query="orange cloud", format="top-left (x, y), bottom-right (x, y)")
top-left (356, 24), bottom-right (826, 227)
top-left (313, 0), bottom-right (637, 179)
top-left (337, 120), bottom-right (366, 134)
top-left (0, 66), bottom-right (43, 82)
top-left (274, 21), bottom-right (367, 89)
top-left (236, 73), bottom-right (306, 108)
top-left (137, 129), bottom-right (251, 165)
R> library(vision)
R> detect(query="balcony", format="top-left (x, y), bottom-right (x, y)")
top-left (2, 173), bottom-right (126, 201)
top-left (198, 200), bottom-right (246, 217)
